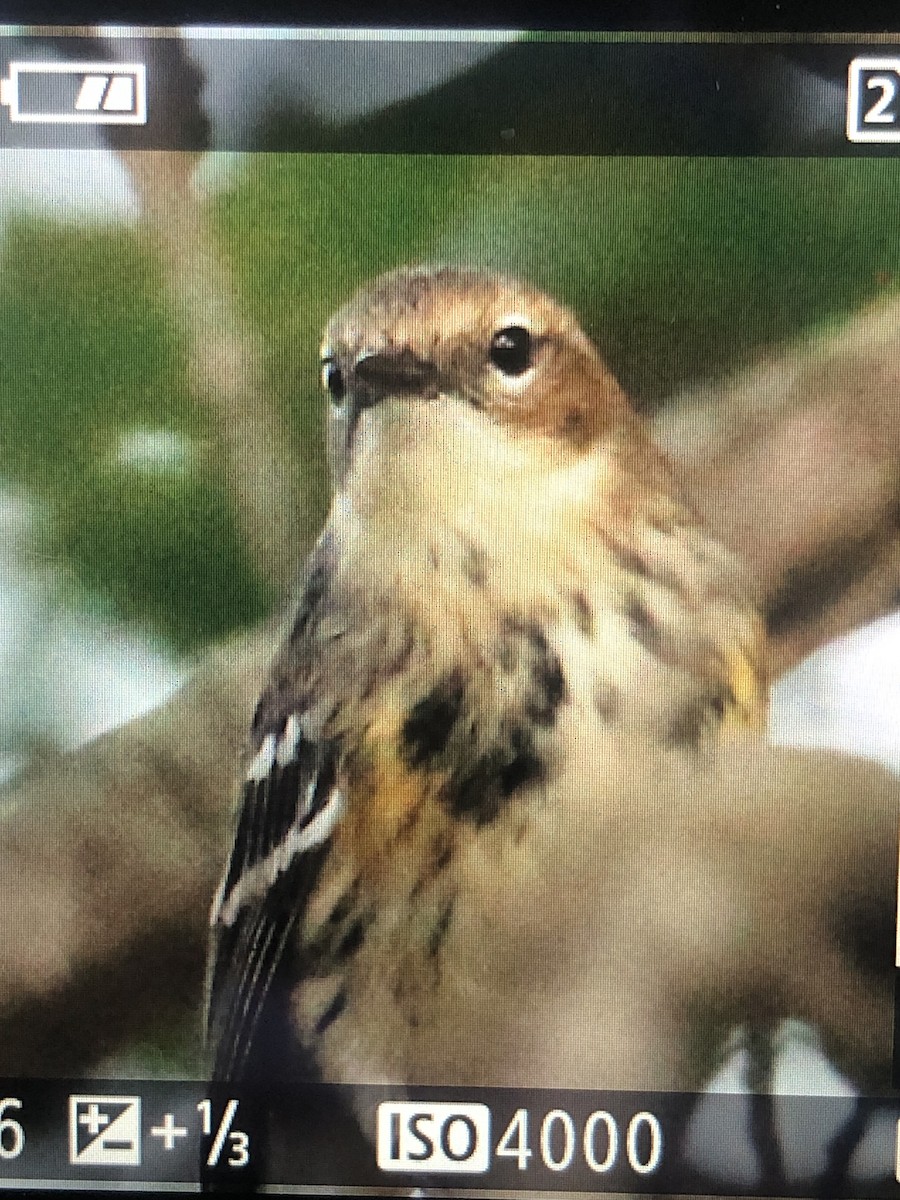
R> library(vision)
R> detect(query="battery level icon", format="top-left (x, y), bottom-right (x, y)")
top-left (0, 61), bottom-right (147, 124)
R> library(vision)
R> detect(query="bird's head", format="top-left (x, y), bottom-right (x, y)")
top-left (320, 265), bottom-right (636, 488)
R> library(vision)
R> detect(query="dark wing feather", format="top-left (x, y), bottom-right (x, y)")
top-left (206, 716), bottom-right (340, 1082)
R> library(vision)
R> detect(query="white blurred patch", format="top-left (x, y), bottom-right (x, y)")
top-left (0, 148), bottom-right (237, 225)
top-left (770, 611), bottom-right (900, 772)
top-left (0, 486), bottom-right (183, 777)
top-left (110, 428), bottom-right (195, 473)
top-left (770, 1021), bottom-right (858, 1097)
top-left (43, 606), bottom-right (183, 747)
top-left (703, 1021), bottom-right (856, 1099)
top-left (0, 489), bottom-right (52, 750)
top-left (0, 753), bottom-right (22, 787)
top-left (0, 149), bottom-right (140, 223)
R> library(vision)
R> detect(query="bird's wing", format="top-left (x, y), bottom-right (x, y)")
top-left (206, 708), bottom-right (343, 1082)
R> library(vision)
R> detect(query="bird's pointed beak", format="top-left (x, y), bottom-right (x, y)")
top-left (351, 349), bottom-right (438, 409)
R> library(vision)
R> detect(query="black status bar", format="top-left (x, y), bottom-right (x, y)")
top-left (3, 36), bottom-right (900, 154)
top-left (0, 1080), bottom-right (896, 1195)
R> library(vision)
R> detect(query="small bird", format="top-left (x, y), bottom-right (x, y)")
top-left (205, 263), bottom-right (771, 1090)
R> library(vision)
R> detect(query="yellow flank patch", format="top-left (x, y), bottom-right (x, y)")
top-left (722, 621), bottom-right (769, 732)
top-left (345, 707), bottom-right (433, 856)
top-left (372, 751), bottom-right (427, 830)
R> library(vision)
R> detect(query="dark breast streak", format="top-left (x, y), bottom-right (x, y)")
top-left (399, 615), bottom-right (568, 827)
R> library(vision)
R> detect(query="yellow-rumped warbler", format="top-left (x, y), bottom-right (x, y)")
top-left (205, 264), bottom-right (770, 1088)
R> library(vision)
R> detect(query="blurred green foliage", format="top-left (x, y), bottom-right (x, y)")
top-left (1, 152), bottom-right (898, 652)
top-left (0, 218), bottom-right (267, 649)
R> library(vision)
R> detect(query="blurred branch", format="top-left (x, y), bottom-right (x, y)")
top-left (0, 627), bottom-right (273, 1075)
top-left (118, 148), bottom-right (306, 598)
top-left (656, 291), bottom-right (900, 676)
top-left (0, 289), bottom-right (899, 1077)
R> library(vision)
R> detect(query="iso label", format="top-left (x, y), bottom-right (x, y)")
top-left (377, 1102), bottom-right (491, 1173)
top-left (847, 57), bottom-right (900, 142)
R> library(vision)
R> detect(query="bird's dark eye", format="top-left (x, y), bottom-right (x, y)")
top-left (489, 325), bottom-right (533, 376)
top-left (321, 361), bottom-right (346, 404)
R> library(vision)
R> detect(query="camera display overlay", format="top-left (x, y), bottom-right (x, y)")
top-left (0, 24), bottom-right (899, 1200)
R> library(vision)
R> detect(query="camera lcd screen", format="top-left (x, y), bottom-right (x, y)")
top-left (0, 23), bottom-right (899, 1200)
